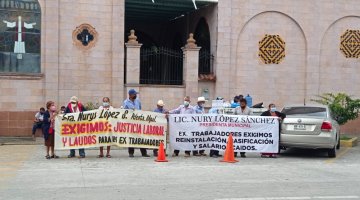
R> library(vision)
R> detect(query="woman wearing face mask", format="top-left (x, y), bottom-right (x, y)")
top-left (260, 103), bottom-right (286, 158)
top-left (43, 101), bottom-right (59, 159)
top-left (98, 97), bottom-right (113, 158)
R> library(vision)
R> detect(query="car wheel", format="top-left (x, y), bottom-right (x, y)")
top-left (328, 146), bottom-right (336, 158)
top-left (336, 134), bottom-right (340, 150)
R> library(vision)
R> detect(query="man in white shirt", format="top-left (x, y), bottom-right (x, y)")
top-left (32, 107), bottom-right (45, 140)
top-left (234, 98), bottom-right (253, 158)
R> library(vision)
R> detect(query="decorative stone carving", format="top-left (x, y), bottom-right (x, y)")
top-left (127, 29), bottom-right (139, 44)
top-left (185, 33), bottom-right (197, 48)
top-left (72, 23), bottom-right (98, 50)
top-left (340, 29), bottom-right (360, 58)
top-left (258, 34), bottom-right (286, 64)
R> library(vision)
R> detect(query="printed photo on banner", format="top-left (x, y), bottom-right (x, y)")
top-left (54, 109), bottom-right (167, 150)
top-left (169, 114), bottom-right (279, 153)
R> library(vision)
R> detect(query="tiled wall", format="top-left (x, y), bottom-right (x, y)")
top-left (0, 111), bottom-right (42, 137)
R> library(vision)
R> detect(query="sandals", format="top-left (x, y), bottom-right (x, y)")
top-left (106, 155), bottom-right (111, 158)
top-left (97, 155), bottom-right (104, 158)
top-left (45, 155), bottom-right (51, 159)
top-left (51, 155), bottom-right (59, 159)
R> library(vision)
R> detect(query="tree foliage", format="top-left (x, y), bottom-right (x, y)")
top-left (311, 93), bottom-right (360, 125)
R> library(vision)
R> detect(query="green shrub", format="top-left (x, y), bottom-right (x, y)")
top-left (311, 93), bottom-right (360, 125)
top-left (84, 101), bottom-right (100, 111)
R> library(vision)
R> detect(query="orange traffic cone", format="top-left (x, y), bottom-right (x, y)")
top-left (220, 133), bottom-right (239, 163)
top-left (155, 141), bottom-right (168, 162)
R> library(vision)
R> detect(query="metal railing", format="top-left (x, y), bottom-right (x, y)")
top-left (198, 48), bottom-right (214, 75)
top-left (140, 46), bottom-right (183, 85)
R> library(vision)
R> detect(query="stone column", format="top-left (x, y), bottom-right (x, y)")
top-left (43, 0), bottom-right (60, 104)
top-left (125, 30), bottom-right (142, 96)
top-left (182, 33), bottom-right (201, 100)
top-left (111, 0), bottom-right (125, 107)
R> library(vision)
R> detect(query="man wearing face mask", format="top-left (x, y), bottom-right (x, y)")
top-left (123, 89), bottom-right (150, 158)
top-left (234, 98), bottom-right (253, 158)
top-left (65, 96), bottom-right (87, 158)
top-left (168, 96), bottom-right (196, 157)
top-left (260, 103), bottom-right (286, 158)
top-left (193, 96), bottom-right (207, 156)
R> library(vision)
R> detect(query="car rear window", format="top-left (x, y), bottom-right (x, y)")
top-left (281, 107), bottom-right (327, 117)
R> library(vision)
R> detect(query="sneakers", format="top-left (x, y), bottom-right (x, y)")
top-left (142, 154), bottom-right (150, 157)
top-left (129, 154), bottom-right (134, 158)
top-left (67, 155), bottom-right (75, 158)
top-left (172, 153), bottom-right (178, 157)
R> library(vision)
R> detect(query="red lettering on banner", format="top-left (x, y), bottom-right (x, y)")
top-left (69, 135), bottom-right (97, 147)
top-left (143, 125), bottom-right (164, 136)
top-left (62, 137), bottom-right (67, 147)
top-left (61, 122), bottom-right (110, 135)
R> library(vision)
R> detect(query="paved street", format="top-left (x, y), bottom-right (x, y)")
top-left (1, 139), bottom-right (360, 200)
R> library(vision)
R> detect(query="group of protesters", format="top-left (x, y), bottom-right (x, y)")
top-left (33, 88), bottom-right (285, 160)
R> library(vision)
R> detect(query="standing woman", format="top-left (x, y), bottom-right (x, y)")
top-left (98, 97), bottom-right (113, 158)
top-left (43, 101), bottom-right (59, 159)
top-left (260, 103), bottom-right (286, 158)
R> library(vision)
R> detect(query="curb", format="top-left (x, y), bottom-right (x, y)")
top-left (340, 137), bottom-right (358, 147)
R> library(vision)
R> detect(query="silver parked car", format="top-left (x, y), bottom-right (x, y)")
top-left (280, 105), bottom-right (340, 158)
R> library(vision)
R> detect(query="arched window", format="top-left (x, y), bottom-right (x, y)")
top-left (195, 17), bottom-right (213, 75)
top-left (0, 0), bottom-right (41, 73)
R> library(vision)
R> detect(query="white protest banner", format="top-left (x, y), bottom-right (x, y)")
top-left (169, 114), bottom-right (279, 153)
top-left (54, 109), bottom-right (167, 150)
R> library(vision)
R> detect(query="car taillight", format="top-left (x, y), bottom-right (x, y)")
top-left (321, 121), bottom-right (332, 132)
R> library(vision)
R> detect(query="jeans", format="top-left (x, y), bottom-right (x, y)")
top-left (70, 149), bottom-right (85, 157)
top-left (32, 122), bottom-right (43, 135)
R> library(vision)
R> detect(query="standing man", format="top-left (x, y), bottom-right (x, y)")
top-left (153, 100), bottom-right (167, 157)
top-left (32, 107), bottom-right (45, 140)
top-left (209, 97), bottom-right (224, 158)
top-left (168, 96), bottom-right (196, 157)
top-left (193, 96), bottom-right (207, 156)
top-left (234, 98), bottom-right (253, 158)
top-left (123, 89), bottom-right (150, 158)
top-left (66, 96), bottom-right (87, 158)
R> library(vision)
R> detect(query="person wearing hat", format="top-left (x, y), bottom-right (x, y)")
top-left (65, 96), bottom-right (87, 158)
top-left (123, 89), bottom-right (150, 157)
top-left (193, 96), bottom-right (207, 156)
top-left (153, 100), bottom-right (167, 157)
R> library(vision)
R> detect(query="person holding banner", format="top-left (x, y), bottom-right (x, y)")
top-left (98, 97), bottom-right (113, 158)
top-left (234, 98), bottom-right (253, 158)
top-left (123, 89), bottom-right (150, 158)
top-left (193, 96), bottom-right (207, 156)
top-left (209, 97), bottom-right (224, 158)
top-left (66, 96), bottom-right (87, 158)
top-left (43, 101), bottom-right (59, 159)
top-left (153, 100), bottom-right (167, 157)
top-left (260, 103), bottom-right (286, 158)
top-left (168, 96), bottom-right (196, 157)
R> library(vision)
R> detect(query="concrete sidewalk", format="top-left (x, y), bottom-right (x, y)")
top-left (1, 142), bottom-right (360, 200)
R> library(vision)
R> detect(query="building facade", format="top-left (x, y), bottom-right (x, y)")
top-left (1, 0), bottom-right (360, 136)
